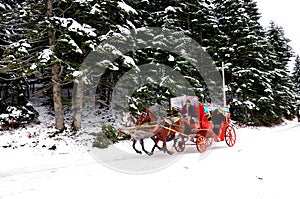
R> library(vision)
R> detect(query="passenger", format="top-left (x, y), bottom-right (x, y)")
top-left (181, 99), bottom-right (195, 125)
top-left (211, 108), bottom-right (226, 135)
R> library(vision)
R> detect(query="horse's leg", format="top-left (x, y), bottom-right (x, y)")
top-left (151, 136), bottom-right (162, 151)
top-left (161, 135), bottom-right (167, 153)
top-left (149, 137), bottom-right (160, 156)
top-left (163, 131), bottom-right (174, 155)
top-left (132, 139), bottom-right (142, 154)
top-left (140, 139), bottom-right (151, 155)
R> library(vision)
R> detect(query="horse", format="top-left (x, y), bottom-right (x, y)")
top-left (120, 110), bottom-right (160, 155)
top-left (120, 107), bottom-right (183, 155)
top-left (152, 115), bottom-right (183, 155)
top-left (137, 107), bottom-right (183, 155)
top-left (134, 107), bottom-right (161, 155)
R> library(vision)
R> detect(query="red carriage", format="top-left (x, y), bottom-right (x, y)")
top-left (170, 96), bottom-right (236, 153)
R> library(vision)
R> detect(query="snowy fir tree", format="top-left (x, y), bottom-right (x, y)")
top-left (212, 0), bottom-right (278, 125)
top-left (265, 21), bottom-right (296, 120)
top-left (293, 55), bottom-right (300, 105)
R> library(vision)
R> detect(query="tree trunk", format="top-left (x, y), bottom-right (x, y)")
top-left (51, 64), bottom-right (65, 130)
top-left (71, 41), bottom-right (90, 131)
top-left (47, 0), bottom-right (64, 130)
top-left (72, 74), bottom-right (84, 131)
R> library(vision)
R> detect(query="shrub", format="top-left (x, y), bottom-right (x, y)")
top-left (92, 125), bottom-right (119, 149)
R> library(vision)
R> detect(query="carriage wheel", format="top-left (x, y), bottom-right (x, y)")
top-left (174, 135), bottom-right (185, 152)
top-left (225, 125), bottom-right (236, 147)
top-left (196, 135), bottom-right (206, 153)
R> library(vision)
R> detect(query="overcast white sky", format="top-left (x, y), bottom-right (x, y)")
top-left (256, 0), bottom-right (300, 60)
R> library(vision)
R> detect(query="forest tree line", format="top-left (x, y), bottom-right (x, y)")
top-left (1, 0), bottom-right (300, 129)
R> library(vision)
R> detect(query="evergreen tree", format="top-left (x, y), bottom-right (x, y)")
top-left (212, 0), bottom-right (277, 125)
top-left (266, 21), bottom-right (296, 119)
top-left (0, 1), bottom-right (33, 71)
top-left (292, 55), bottom-right (300, 105)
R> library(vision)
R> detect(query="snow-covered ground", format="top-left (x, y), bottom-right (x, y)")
top-left (1, 110), bottom-right (300, 199)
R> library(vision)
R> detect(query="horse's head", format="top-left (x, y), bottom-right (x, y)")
top-left (136, 107), bottom-right (150, 125)
top-left (136, 107), bottom-right (157, 126)
top-left (122, 112), bottom-right (136, 127)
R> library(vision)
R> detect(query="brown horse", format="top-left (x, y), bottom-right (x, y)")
top-left (152, 116), bottom-right (183, 155)
top-left (137, 107), bottom-right (183, 155)
top-left (132, 107), bottom-right (161, 155)
top-left (120, 110), bottom-right (158, 155)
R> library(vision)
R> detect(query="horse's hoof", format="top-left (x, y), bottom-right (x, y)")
top-left (167, 148), bottom-right (175, 155)
top-left (147, 152), bottom-right (153, 156)
top-left (135, 150), bottom-right (142, 154)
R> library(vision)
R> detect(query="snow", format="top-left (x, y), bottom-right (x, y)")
top-left (30, 63), bottom-right (37, 70)
top-left (9, 40), bottom-right (31, 54)
top-left (258, 96), bottom-right (270, 101)
top-left (6, 106), bottom-right (23, 118)
top-left (90, 3), bottom-right (101, 14)
top-left (38, 49), bottom-right (54, 63)
top-left (122, 55), bottom-right (136, 67)
top-left (1, 99), bottom-right (300, 199)
top-left (74, 0), bottom-right (93, 4)
top-left (126, 20), bottom-right (136, 31)
top-left (69, 39), bottom-right (83, 54)
top-left (19, 9), bottom-right (27, 18)
top-left (117, 1), bottom-right (137, 14)
top-left (165, 6), bottom-right (176, 13)
top-left (72, 71), bottom-right (83, 77)
top-left (0, 3), bottom-right (5, 9)
top-left (52, 17), bottom-right (96, 37)
top-left (168, 54), bottom-right (175, 62)
top-left (17, 46), bottom-right (28, 54)
top-left (116, 25), bottom-right (131, 35)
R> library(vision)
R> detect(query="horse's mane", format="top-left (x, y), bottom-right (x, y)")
top-left (144, 107), bottom-right (159, 122)
top-left (136, 107), bottom-right (160, 126)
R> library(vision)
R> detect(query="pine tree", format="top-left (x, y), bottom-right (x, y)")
top-left (0, 1), bottom-right (34, 71)
top-left (266, 21), bottom-right (296, 119)
top-left (212, 0), bottom-right (277, 125)
top-left (292, 55), bottom-right (300, 105)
